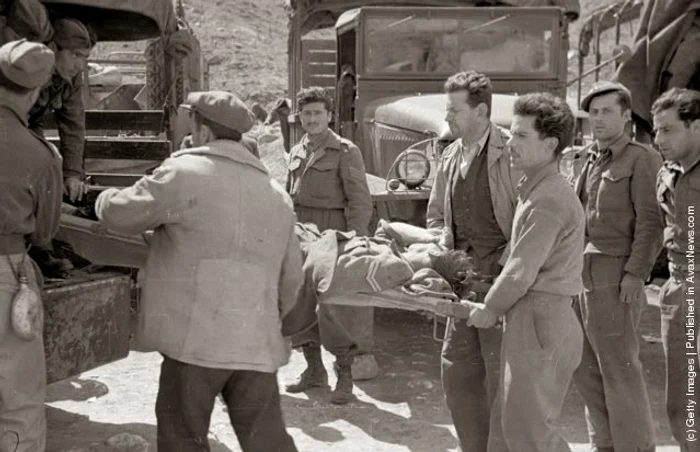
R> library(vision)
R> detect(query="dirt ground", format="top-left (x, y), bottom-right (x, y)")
top-left (46, 281), bottom-right (681, 452)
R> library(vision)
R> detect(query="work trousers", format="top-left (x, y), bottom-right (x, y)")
top-left (155, 356), bottom-right (298, 452)
top-left (441, 249), bottom-right (505, 452)
top-left (660, 267), bottom-right (700, 452)
top-left (293, 206), bottom-right (373, 356)
top-left (496, 292), bottom-right (583, 452)
top-left (291, 302), bottom-right (357, 357)
top-left (573, 254), bottom-right (656, 452)
top-left (0, 254), bottom-right (45, 452)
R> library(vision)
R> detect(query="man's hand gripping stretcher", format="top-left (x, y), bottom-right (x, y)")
top-left (288, 220), bottom-right (496, 339)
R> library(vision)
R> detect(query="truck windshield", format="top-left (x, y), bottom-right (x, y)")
top-left (364, 12), bottom-right (557, 77)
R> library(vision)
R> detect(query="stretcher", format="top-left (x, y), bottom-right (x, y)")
top-left (323, 288), bottom-right (478, 341)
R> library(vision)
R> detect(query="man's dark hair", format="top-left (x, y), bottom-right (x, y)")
top-left (429, 249), bottom-right (476, 294)
top-left (297, 86), bottom-right (333, 113)
top-left (444, 71), bottom-right (493, 117)
top-left (192, 110), bottom-right (242, 142)
top-left (514, 92), bottom-right (574, 155)
top-left (651, 87), bottom-right (700, 127)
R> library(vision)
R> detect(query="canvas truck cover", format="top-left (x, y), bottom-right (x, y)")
top-left (286, 0), bottom-right (580, 35)
top-left (615, 0), bottom-right (700, 132)
top-left (41, 0), bottom-right (177, 41)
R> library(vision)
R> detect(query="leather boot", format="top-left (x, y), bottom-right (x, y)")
top-left (330, 355), bottom-right (354, 405)
top-left (286, 345), bottom-right (328, 393)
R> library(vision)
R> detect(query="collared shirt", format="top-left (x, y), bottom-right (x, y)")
top-left (575, 133), bottom-right (664, 278)
top-left (459, 125), bottom-right (491, 178)
top-left (286, 128), bottom-right (373, 236)
top-left (28, 71), bottom-right (86, 179)
top-left (657, 155), bottom-right (700, 272)
top-left (484, 162), bottom-right (585, 316)
top-left (426, 123), bottom-right (521, 263)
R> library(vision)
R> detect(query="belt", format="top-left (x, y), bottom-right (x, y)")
top-left (0, 235), bottom-right (26, 255)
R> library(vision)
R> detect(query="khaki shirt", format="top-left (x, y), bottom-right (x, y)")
top-left (28, 72), bottom-right (86, 179)
top-left (0, 100), bottom-right (63, 252)
top-left (575, 134), bottom-right (664, 279)
top-left (657, 156), bottom-right (700, 273)
top-left (485, 163), bottom-right (585, 316)
top-left (286, 129), bottom-right (373, 236)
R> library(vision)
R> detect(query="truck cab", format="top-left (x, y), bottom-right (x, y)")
top-left (335, 6), bottom-right (569, 177)
top-left (295, 5), bottom-right (574, 224)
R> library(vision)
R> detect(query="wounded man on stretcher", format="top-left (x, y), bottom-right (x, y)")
top-left (283, 219), bottom-right (485, 338)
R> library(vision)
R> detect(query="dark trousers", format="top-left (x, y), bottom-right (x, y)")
top-left (573, 254), bottom-right (656, 452)
top-left (291, 303), bottom-right (357, 357)
top-left (155, 356), bottom-right (298, 452)
top-left (441, 249), bottom-right (505, 452)
top-left (660, 269), bottom-right (700, 452)
top-left (294, 206), bottom-right (373, 355)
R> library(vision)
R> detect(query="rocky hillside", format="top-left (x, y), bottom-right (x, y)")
top-left (96, 0), bottom-right (636, 108)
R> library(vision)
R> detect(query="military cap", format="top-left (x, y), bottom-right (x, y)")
top-left (581, 81), bottom-right (632, 112)
top-left (0, 39), bottom-right (55, 89)
top-left (52, 18), bottom-right (94, 50)
top-left (182, 91), bottom-right (256, 134)
top-left (6, 0), bottom-right (54, 43)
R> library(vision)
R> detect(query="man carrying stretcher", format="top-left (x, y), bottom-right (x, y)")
top-left (286, 219), bottom-right (475, 405)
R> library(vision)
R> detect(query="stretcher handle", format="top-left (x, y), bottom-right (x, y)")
top-left (432, 300), bottom-right (474, 342)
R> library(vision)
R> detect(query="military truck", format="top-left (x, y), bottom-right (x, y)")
top-left (34, 0), bottom-right (203, 384)
top-left (287, 1), bottom-right (581, 225)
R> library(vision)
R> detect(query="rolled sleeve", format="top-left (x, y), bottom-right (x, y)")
top-left (625, 151), bottom-right (664, 279)
top-left (95, 159), bottom-right (187, 235)
top-left (55, 77), bottom-right (86, 179)
top-left (339, 144), bottom-right (373, 236)
top-left (484, 207), bottom-right (561, 316)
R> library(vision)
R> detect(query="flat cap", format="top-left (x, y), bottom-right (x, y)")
top-left (6, 0), bottom-right (53, 43)
top-left (581, 81), bottom-right (632, 112)
top-left (182, 91), bottom-right (256, 134)
top-left (0, 39), bottom-right (55, 89)
top-left (52, 18), bottom-right (94, 50)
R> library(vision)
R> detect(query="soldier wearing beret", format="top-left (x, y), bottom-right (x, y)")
top-left (0, 39), bottom-right (62, 452)
top-left (95, 90), bottom-right (302, 452)
top-left (27, 17), bottom-right (95, 276)
top-left (29, 17), bottom-right (94, 202)
top-left (284, 86), bottom-right (374, 405)
top-left (572, 81), bottom-right (663, 452)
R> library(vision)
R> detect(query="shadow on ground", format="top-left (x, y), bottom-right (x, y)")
top-left (282, 303), bottom-right (679, 450)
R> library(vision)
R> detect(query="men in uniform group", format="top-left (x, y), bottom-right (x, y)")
top-left (426, 70), bottom-right (520, 451)
top-left (652, 87), bottom-right (700, 452)
top-left (0, 39), bottom-right (62, 452)
top-left (284, 86), bottom-right (374, 405)
top-left (572, 81), bottom-right (663, 452)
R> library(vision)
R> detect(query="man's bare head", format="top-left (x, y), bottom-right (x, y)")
top-left (428, 248), bottom-right (475, 293)
top-left (401, 244), bottom-right (475, 292)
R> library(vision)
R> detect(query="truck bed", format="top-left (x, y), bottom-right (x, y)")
top-left (44, 272), bottom-right (133, 384)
